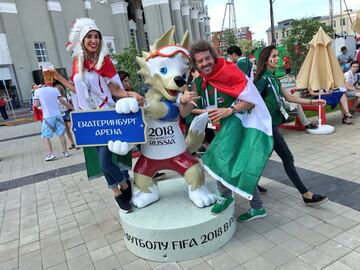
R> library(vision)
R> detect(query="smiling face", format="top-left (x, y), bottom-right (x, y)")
top-left (83, 30), bottom-right (100, 55)
top-left (194, 50), bottom-right (215, 76)
top-left (266, 49), bottom-right (279, 70)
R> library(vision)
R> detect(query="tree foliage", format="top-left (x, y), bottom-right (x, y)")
top-left (110, 41), bottom-right (142, 91)
top-left (218, 29), bottom-right (238, 54)
top-left (239, 39), bottom-right (253, 56)
top-left (239, 39), bottom-right (266, 56)
top-left (281, 18), bottom-right (334, 76)
top-left (253, 39), bottom-right (267, 50)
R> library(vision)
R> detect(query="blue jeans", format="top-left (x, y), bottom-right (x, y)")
top-left (96, 146), bottom-right (128, 189)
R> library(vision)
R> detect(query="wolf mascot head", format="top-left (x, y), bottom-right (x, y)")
top-left (136, 27), bottom-right (190, 102)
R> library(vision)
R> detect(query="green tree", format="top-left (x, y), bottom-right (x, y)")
top-left (219, 29), bottom-right (238, 53)
top-left (110, 41), bottom-right (142, 91)
top-left (252, 39), bottom-right (266, 50)
top-left (282, 18), bottom-right (334, 76)
top-left (239, 39), bottom-right (253, 56)
top-left (239, 39), bottom-right (266, 56)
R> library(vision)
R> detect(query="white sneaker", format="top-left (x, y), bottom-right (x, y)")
top-left (45, 154), bottom-right (56, 161)
top-left (63, 152), bottom-right (70, 157)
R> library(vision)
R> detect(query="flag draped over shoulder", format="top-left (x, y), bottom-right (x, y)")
top-left (201, 58), bottom-right (273, 200)
top-left (201, 58), bottom-right (248, 97)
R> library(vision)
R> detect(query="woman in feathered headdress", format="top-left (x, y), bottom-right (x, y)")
top-left (55, 18), bottom-right (142, 213)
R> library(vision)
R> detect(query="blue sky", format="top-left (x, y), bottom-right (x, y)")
top-left (206, 0), bottom-right (360, 42)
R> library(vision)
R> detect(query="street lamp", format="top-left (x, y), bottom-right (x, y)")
top-left (269, 0), bottom-right (276, 45)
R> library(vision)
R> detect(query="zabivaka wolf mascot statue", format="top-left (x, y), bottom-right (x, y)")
top-left (108, 27), bottom-right (217, 209)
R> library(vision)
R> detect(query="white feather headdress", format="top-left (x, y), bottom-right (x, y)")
top-left (66, 18), bottom-right (108, 77)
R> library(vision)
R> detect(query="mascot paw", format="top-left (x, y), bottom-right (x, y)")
top-left (188, 185), bottom-right (217, 208)
top-left (132, 185), bottom-right (160, 208)
top-left (108, 140), bottom-right (131, 155)
top-left (115, 97), bottom-right (139, 114)
top-left (189, 112), bottom-right (209, 135)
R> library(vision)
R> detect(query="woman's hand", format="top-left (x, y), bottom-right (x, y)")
top-left (208, 107), bottom-right (232, 123)
top-left (128, 91), bottom-right (145, 106)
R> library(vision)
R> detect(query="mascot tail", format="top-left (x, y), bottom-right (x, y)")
top-left (185, 112), bottom-right (208, 153)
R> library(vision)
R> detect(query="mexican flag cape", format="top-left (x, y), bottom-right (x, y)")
top-left (201, 58), bottom-right (273, 200)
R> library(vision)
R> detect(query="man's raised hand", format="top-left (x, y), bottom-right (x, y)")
top-left (180, 86), bottom-right (200, 107)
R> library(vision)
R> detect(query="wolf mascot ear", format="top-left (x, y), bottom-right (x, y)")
top-left (179, 31), bottom-right (190, 51)
top-left (150, 26), bottom-right (175, 52)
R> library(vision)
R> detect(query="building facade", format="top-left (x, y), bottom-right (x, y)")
top-left (0, 0), bottom-right (211, 105)
top-left (266, 19), bottom-right (293, 45)
top-left (266, 10), bottom-right (360, 46)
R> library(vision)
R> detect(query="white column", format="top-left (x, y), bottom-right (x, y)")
top-left (190, 8), bottom-right (200, 41)
top-left (171, 0), bottom-right (183, 41)
top-left (181, 4), bottom-right (192, 41)
top-left (111, 0), bottom-right (132, 50)
top-left (142, 0), bottom-right (172, 44)
top-left (198, 14), bottom-right (205, 39)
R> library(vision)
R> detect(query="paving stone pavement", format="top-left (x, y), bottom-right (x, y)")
top-left (0, 110), bottom-right (360, 270)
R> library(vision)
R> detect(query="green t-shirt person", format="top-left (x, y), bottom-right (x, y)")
top-left (237, 58), bottom-right (253, 78)
top-left (254, 68), bottom-right (284, 126)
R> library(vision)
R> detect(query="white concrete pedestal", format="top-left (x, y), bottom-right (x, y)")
top-left (119, 177), bottom-right (236, 261)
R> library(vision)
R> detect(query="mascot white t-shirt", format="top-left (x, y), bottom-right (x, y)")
top-left (142, 117), bottom-right (186, 160)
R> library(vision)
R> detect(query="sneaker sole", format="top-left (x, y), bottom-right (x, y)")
top-left (238, 213), bottom-right (267, 222)
top-left (211, 200), bottom-right (235, 216)
top-left (305, 197), bottom-right (329, 206)
top-left (118, 207), bottom-right (133, 213)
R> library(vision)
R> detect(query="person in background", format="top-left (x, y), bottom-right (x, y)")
top-left (283, 55), bottom-right (291, 82)
top-left (116, 70), bottom-right (134, 102)
top-left (353, 46), bottom-right (360, 68)
top-left (0, 96), bottom-right (9, 120)
top-left (284, 93), bottom-right (318, 130)
top-left (344, 61), bottom-right (360, 114)
top-left (54, 83), bottom-right (78, 150)
top-left (255, 45), bottom-right (328, 206)
top-left (337, 46), bottom-right (353, 72)
top-left (227, 45), bottom-right (253, 80)
top-left (33, 71), bottom-right (72, 161)
top-left (118, 71), bottom-right (133, 91)
top-left (308, 88), bottom-right (354, 125)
